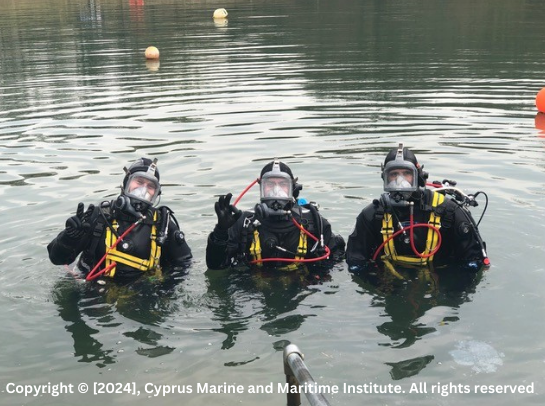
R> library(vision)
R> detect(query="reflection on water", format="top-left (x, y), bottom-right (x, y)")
top-left (52, 271), bottom-right (186, 367)
top-left (79, 0), bottom-right (103, 26)
top-left (205, 268), bottom-right (331, 353)
top-left (351, 264), bottom-right (483, 379)
top-left (1, 0), bottom-right (545, 404)
top-left (386, 355), bottom-right (435, 381)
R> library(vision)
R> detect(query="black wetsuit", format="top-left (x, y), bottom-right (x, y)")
top-left (206, 204), bottom-right (345, 270)
top-left (346, 189), bottom-right (487, 272)
top-left (48, 201), bottom-right (192, 281)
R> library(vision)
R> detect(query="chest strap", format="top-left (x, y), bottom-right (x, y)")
top-left (249, 227), bottom-right (308, 271)
top-left (104, 212), bottom-right (161, 277)
top-left (381, 191), bottom-right (444, 266)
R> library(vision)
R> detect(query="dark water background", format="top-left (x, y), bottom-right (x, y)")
top-left (1, 0), bottom-right (544, 405)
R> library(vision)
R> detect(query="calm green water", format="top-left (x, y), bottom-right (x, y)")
top-left (1, 0), bottom-right (544, 405)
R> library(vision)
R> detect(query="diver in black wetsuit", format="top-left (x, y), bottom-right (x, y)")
top-left (346, 144), bottom-right (489, 273)
top-left (206, 159), bottom-right (345, 272)
top-left (48, 158), bottom-right (191, 282)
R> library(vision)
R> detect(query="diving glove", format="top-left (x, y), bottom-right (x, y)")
top-left (214, 193), bottom-right (241, 230)
top-left (65, 202), bottom-right (95, 239)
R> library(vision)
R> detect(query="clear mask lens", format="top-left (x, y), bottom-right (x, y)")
top-left (387, 174), bottom-right (413, 189)
top-left (124, 173), bottom-right (160, 205)
top-left (260, 175), bottom-right (293, 200)
top-left (383, 163), bottom-right (418, 193)
top-left (263, 179), bottom-right (290, 198)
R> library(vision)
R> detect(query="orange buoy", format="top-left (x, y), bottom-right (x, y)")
top-left (145, 46), bottom-right (160, 60)
top-left (536, 88), bottom-right (545, 113)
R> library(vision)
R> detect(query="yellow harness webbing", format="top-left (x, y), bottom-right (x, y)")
top-left (249, 228), bottom-right (308, 272)
top-left (381, 191), bottom-right (444, 266)
top-left (104, 212), bottom-right (161, 277)
top-left (249, 229), bottom-right (263, 267)
top-left (295, 230), bottom-right (308, 261)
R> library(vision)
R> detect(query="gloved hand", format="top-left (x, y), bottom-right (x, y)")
top-left (65, 202), bottom-right (95, 239)
top-left (214, 193), bottom-right (241, 230)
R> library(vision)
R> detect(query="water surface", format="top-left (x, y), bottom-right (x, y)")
top-left (1, 0), bottom-right (544, 405)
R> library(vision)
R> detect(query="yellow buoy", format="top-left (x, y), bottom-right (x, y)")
top-left (213, 8), bottom-right (228, 19)
top-left (144, 46), bottom-right (160, 60)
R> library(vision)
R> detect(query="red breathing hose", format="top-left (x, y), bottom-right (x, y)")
top-left (372, 212), bottom-right (442, 261)
top-left (233, 178), bottom-right (259, 206)
top-left (85, 219), bottom-right (142, 281)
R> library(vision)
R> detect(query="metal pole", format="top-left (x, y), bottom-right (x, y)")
top-left (283, 344), bottom-right (332, 406)
top-left (284, 344), bottom-right (301, 406)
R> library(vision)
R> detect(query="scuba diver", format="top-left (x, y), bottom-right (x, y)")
top-left (346, 144), bottom-right (490, 273)
top-left (206, 159), bottom-right (345, 271)
top-left (48, 158), bottom-right (192, 282)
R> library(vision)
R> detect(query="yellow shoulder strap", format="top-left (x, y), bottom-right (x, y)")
top-left (381, 213), bottom-right (396, 260)
top-left (149, 211), bottom-right (161, 270)
top-left (424, 191), bottom-right (444, 262)
top-left (295, 228), bottom-right (308, 261)
top-left (105, 220), bottom-right (119, 277)
top-left (249, 229), bottom-right (262, 267)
